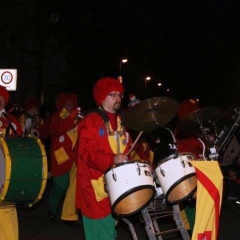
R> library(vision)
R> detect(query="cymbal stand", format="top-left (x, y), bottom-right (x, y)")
top-left (166, 128), bottom-right (178, 156)
top-left (121, 218), bottom-right (139, 240)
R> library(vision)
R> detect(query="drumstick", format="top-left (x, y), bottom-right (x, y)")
top-left (127, 131), bottom-right (143, 156)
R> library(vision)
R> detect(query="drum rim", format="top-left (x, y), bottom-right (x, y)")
top-left (157, 153), bottom-right (179, 165)
top-left (105, 160), bottom-right (151, 173)
top-left (111, 185), bottom-right (155, 217)
top-left (165, 173), bottom-right (197, 204)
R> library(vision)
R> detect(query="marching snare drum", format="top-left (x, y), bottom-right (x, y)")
top-left (105, 160), bottom-right (155, 216)
top-left (155, 152), bottom-right (197, 204)
top-left (0, 137), bottom-right (48, 206)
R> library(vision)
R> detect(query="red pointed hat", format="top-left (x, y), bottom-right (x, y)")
top-left (25, 97), bottom-right (40, 110)
top-left (93, 77), bottom-right (124, 106)
top-left (0, 85), bottom-right (10, 105)
top-left (56, 92), bottom-right (78, 111)
top-left (178, 98), bottom-right (200, 119)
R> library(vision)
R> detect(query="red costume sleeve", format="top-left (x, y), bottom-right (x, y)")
top-left (49, 112), bottom-right (77, 137)
top-left (7, 113), bottom-right (23, 136)
top-left (78, 113), bottom-right (115, 173)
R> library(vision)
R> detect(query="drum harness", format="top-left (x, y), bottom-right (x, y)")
top-left (87, 107), bottom-right (125, 154)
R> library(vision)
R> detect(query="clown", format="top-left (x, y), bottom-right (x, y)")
top-left (48, 92), bottom-right (82, 225)
top-left (19, 96), bottom-right (49, 141)
top-left (76, 77), bottom-right (133, 240)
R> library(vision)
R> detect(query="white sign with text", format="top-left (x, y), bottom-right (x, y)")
top-left (0, 69), bottom-right (17, 91)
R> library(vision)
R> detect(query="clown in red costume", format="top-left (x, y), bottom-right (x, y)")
top-left (48, 92), bottom-right (82, 224)
top-left (19, 96), bottom-right (49, 141)
top-left (76, 77), bottom-right (132, 240)
top-left (0, 85), bottom-right (23, 240)
top-left (175, 98), bottom-right (203, 159)
top-left (174, 98), bottom-right (203, 233)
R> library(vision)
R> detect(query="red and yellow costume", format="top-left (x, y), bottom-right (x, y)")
top-left (48, 92), bottom-right (80, 222)
top-left (49, 109), bottom-right (78, 176)
top-left (76, 77), bottom-right (132, 223)
top-left (76, 110), bottom-right (132, 218)
top-left (19, 97), bottom-right (49, 141)
top-left (130, 141), bottom-right (154, 165)
top-left (174, 99), bottom-right (202, 232)
top-left (175, 99), bottom-right (202, 159)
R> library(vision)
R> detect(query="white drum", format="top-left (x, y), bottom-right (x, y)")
top-left (105, 160), bottom-right (155, 216)
top-left (155, 153), bottom-right (197, 204)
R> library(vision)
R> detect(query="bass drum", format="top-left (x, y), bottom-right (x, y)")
top-left (0, 137), bottom-right (48, 206)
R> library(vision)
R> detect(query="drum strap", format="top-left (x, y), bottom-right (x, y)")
top-left (87, 107), bottom-right (125, 128)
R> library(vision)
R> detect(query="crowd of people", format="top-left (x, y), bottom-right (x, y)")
top-left (0, 76), bottom-right (240, 240)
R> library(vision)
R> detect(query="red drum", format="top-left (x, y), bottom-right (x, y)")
top-left (105, 160), bottom-right (155, 216)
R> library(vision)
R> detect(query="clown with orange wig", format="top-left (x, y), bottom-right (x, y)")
top-left (76, 77), bottom-right (133, 240)
top-left (48, 92), bottom-right (82, 225)
top-left (19, 96), bottom-right (49, 141)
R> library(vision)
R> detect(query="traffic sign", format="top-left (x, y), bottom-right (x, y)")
top-left (0, 69), bottom-right (17, 91)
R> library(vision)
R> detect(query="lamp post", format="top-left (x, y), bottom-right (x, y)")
top-left (144, 76), bottom-right (151, 98)
top-left (118, 58), bottom-right (128, 83)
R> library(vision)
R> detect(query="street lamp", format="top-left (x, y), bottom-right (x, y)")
top-left (118, 58), bottom-right (128, 83)
top-left (144, 76), bottom-right (151, 98)
top-left (144, 76), bottom-right (151, 88)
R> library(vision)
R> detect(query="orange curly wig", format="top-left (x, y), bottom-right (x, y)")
top-left (25, 97), bottom-right (40, 110)
top-left (0, 85), bottom-right (10, 105)
top-left (56, 93), bottom-right (78, 111)
top-left (93, 77), bottom-right (124, 106)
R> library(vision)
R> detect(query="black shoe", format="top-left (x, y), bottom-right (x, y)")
top-left (48, 212), bottom-right (56, 222)
top-left (62, 219), bottom-right (81, 227)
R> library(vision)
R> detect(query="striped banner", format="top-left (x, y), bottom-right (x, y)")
top-left (191, 161), bottom-right (223, 240)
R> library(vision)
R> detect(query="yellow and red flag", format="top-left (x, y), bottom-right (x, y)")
top-left (191, 161), bottom-right (223, 240)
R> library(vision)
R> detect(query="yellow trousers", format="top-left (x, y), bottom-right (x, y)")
top-left (61, 162), bottom-right (79, 221)
top-left (0, 206), bottom-right (18, 240)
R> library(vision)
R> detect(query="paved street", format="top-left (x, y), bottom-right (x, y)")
top-left (17, 180), bottom-right (240, 240)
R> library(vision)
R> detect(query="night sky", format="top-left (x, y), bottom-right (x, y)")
top-left (5, 1), bottom-right (240, 108)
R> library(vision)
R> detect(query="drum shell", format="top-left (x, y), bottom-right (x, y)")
top-left (155, 153), bottom-right (197, 204)
top-left (0, 137), bottom-right (48, 206)
top-left (105, 160), bottom-right (155, 216)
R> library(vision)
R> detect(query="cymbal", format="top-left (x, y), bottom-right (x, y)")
top-left (124, 97), bottom-right (179, 131)
top-left (176, 107), bottom-right (234, 137)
